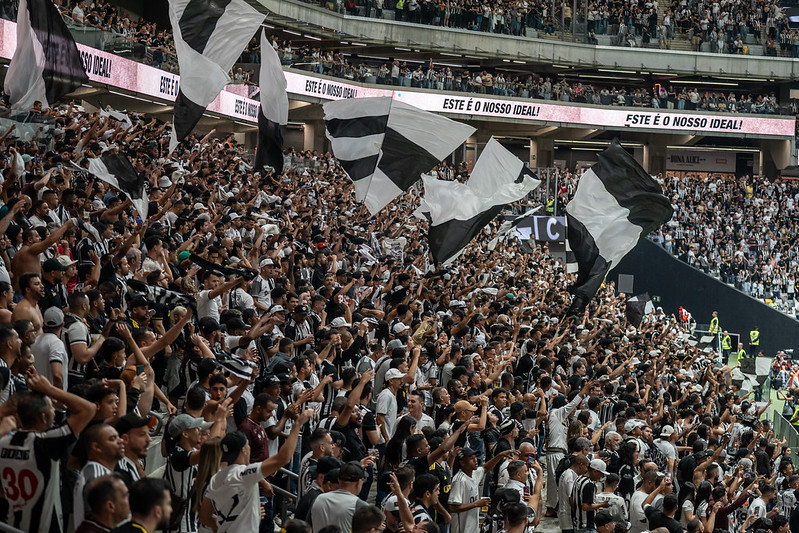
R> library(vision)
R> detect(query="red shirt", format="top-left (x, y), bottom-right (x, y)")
top-left (239, 416), bottom-right (269, 462)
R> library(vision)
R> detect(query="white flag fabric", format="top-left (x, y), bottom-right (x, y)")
top-left (168, 0), bottom-right (264, 152)
top-left (86, 154), bottom-right (149, 219)
top-left (423, 138), bottom-right (540, 265)
top-left (565, 140), bottom-right (673, 315)
top-left (324, 97), bottom-right (475, 215)
top-left (5, 0), bottom-right (88, 112)
top-left (253, 29), bottom-right (288, 174)
top-left (259, 29), bottom-right (288, 125)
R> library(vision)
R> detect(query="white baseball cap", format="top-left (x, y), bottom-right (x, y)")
top-left (589, 459), bottom-right (609, 475)
top-left (385, 368), bottom-right (406, 381)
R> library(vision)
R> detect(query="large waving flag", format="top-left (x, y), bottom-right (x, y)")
top-left (85, 154), bottom-right (149, 219)
top-left (253, 29), bottom-right (288, 174)
top-left (324, 97), bottom-right (475, 215)
top-left (420, 138), bottom-right (540, 265)
top-left (565, 141), bottom-right (673, 315)
top-left (168, 0), bottom-right (264, 152)
top-left (5, 0), bottom-right (88, 112)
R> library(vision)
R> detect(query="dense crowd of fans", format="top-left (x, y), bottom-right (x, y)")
top-left (0, 95), bottom-right (794, 533)
top-left (648, 175), bottom-right (799, 317)
top-left (312, 0), bottom-right (788, 54)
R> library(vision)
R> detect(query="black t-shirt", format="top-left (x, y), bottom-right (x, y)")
top-left (645, 507), bottom-right (683, 533)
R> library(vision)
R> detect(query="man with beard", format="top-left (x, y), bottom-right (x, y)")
top-left (73, 423), bottom-right (127, 528)
top-left (111, 478), bottom-right (173, 533)
top-left (115, 413), bottom-right (154, 486)
top-left (11, 272), bottom-right (45, 335)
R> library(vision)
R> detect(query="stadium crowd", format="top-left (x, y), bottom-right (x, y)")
top-left (0, 96), bottom-right (794, 533)
top-left (648, 175), bottom-right (799, 318)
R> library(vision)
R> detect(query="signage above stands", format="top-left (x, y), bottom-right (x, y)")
top-left (284, 70), bottom-right (796, 138)
top-left (0, 19), bottom-right (259, 124)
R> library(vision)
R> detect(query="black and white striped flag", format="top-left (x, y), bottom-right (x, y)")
top-left (127, 279), bottom-right (196, 310)
top-left (420, 138), bottom-right (540, 265)
top-left (565, 140), bottom-right (673, 315)
top-left (625, 293), bottom-right (654, 327)
top-left (168, 0), bottom-right (264, 152)
top-left (5, 0), bottom-right (88, 112)
top-left (253, 29), bottom-right (288, 174)
top-left (85, 154), bottom-right (149, 220)
top-left (324, 97), bottom-right (475, 215)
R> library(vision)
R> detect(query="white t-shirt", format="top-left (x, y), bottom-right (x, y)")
top-left (197, 290), bottom-right (222, 321)
top-left (206, 463), bottom-right (265, 533)
top-left (748, 496), bottom-right (767, 521)
top-left (629, 490), bottom-right (662, 533)
top-left (596, 491), bottom-right (627, 520)
top-left (376, 388), bottom-right (398, 439)
top-left (450, 466), bottom-right (485, 533)
top-left (32, 332), bottom-right (68, 390)
top-left (558, 468), bottom-right (578, 530)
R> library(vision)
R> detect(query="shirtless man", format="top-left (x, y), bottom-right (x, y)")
top-left (11, 219), bottom-right (75, 291)
top-left (12, 272), bottom-right (45, 336)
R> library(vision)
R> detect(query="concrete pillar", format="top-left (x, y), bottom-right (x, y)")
top-left (528, 138), bottom-right (538, 167)
top-left (536, 138), bottom-right (554, 168)
top-left (761, 138), bottom-right (792, 174)
top-left (646, 143), bottom-right (667, 175)
top-left (302, 121), bottom-right (328, 152)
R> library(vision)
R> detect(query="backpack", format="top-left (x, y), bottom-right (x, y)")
top-left (649, 442), bottom-right (669, 474)
top-left (554, 454), bottom-right (576, 486)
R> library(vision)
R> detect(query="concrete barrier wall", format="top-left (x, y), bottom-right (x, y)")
top-left (613, 239), bottom-right (799, 357)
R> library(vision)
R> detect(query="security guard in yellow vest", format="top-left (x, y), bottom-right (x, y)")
top-left (721, 331), bottom-right (732, 360)
top-left (708, 311), bottom-right (719, 335)
top-left (736, 343), bottom-right (748, 362)
top-left (545, 197), bottom-right (555, 215)
top-left (749, 327), bottom-right (760, 354)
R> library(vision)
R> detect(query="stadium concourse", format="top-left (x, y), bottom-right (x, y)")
top-left (1, 3), bottom-right (799, 533)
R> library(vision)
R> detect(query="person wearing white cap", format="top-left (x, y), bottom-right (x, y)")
top-left (330, 316), bottom-right (351, 329)
top-left (165, 409), bottom-right (228, 533)
top-left (572, 459), bottom-right (611, 532)
top-left (654, 425), bottom-right (679, 478)
top-left (251, 257), bottom-right (277, 312)
top-left (376, 367), bottom-right (406, 442)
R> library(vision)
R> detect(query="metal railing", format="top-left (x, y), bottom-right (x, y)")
top-left (773, 410), bottom-right (799, 462)
top-left (274, 467), bottom-right (299, 524)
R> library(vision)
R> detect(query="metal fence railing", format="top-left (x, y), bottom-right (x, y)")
top-left (773, 411), bottom-right (799, 463)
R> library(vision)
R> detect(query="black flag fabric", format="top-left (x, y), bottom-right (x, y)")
top-left (625, 293), bottom-right (654, 327)
top-left (324, 97), bottom-right (475, 215)
top-left (86, 154), bottom-right (148, 219)
top-left (5, 0), bottom-right (89, 112)
top-left (253, 29), bottom-right (288, 174)
top-left (188, 253), bottom-right (258, 281)
top-left (168, 0), bottom-right (264, 152)
top-left (127, 279), bottom-right (196, 310)
top-left (254, 114), bottom-right (284, 174)
top-left (419, 138), bottom-right (540, 265)
top-left (565, 141), bottom-right (673, 316)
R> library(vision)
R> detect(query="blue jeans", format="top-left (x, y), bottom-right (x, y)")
top-left (259, 487), bottom-right (274, 533)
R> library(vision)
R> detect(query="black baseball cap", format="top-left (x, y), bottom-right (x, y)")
top-left (220, 431), bottom-right (248, 463)
top-left (339, 462), bottom-right (367, 482)
top-left (115, 413), bottom-right (156, 435)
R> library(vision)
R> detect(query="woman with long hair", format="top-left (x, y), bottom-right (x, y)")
top-left (694, 480), bottom-right (713, 531)
top-left (677, 481), bottom-right (696, 528)
top-left (195, 437), bottom-right (222, 533)
top-left (382, 416), bottom-right (417, 471)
